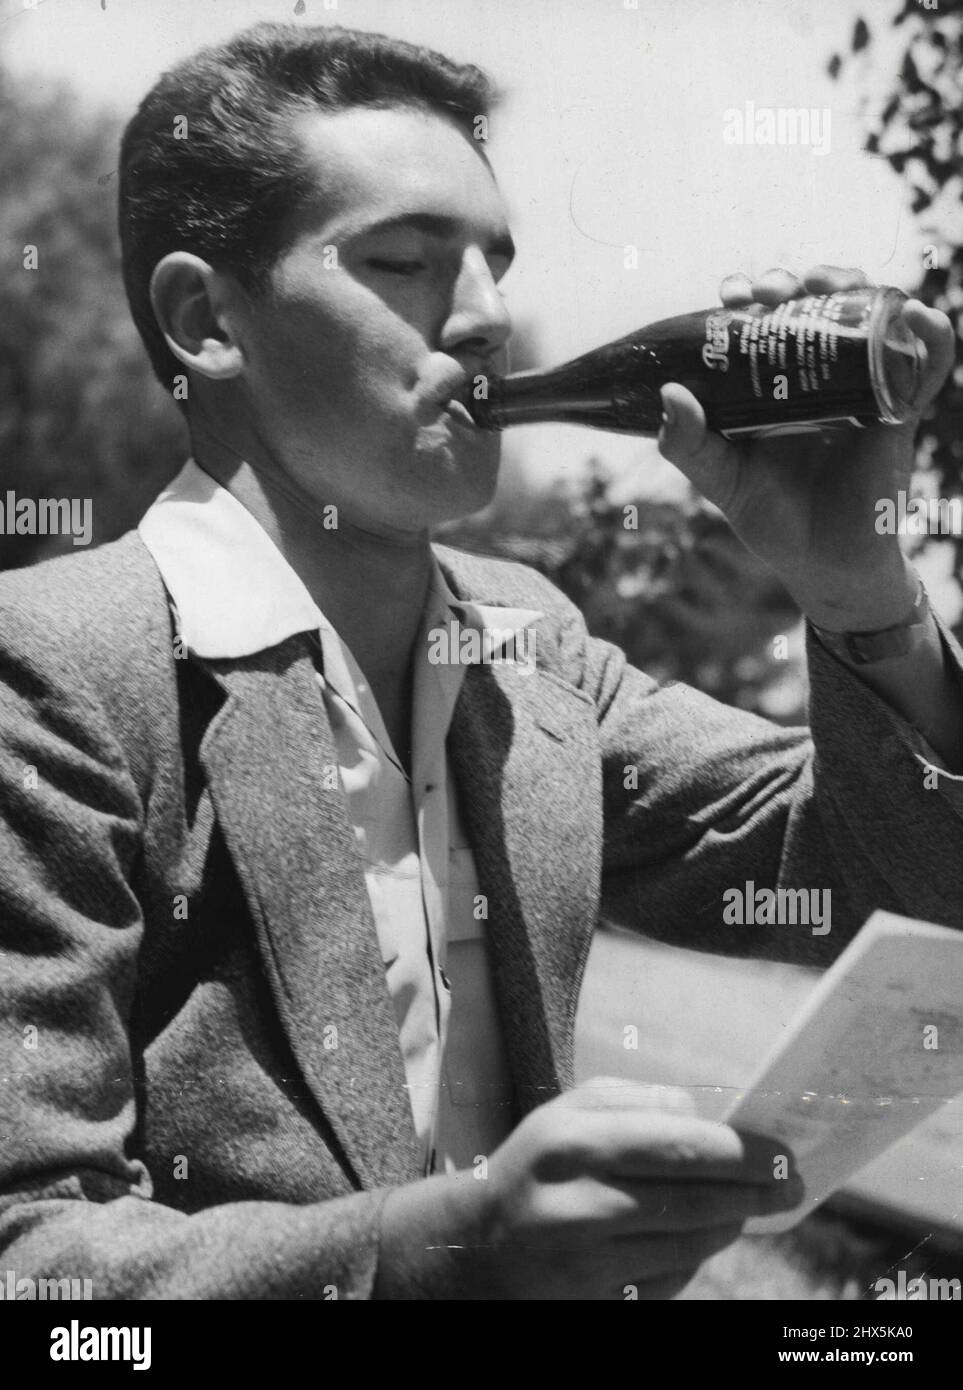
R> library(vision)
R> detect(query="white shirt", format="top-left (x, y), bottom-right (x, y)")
top-left (138, 459), bottom-right (543, 1173)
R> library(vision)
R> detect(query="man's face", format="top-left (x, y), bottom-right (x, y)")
top-left (226, 104), bottom-right (514, 535)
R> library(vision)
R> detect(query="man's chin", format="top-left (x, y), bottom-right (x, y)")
top-left (415, 425), bottom-right (501, 513)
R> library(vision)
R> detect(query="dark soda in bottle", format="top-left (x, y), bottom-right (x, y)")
top-left (465, 287), bottom-right (923, 440)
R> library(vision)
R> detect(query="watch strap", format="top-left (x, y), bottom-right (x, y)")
top-left (809, 577), bottom-right (929, 665)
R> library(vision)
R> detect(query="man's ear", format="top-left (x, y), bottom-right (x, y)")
top-left (149, 253), bottom-right (245, 381)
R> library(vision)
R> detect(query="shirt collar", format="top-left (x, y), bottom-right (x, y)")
top-left (138, 458), bottom-right (542, 664)
top-left (138, 458), bottom-right (324, 658)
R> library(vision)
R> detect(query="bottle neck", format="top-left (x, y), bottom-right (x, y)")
top-left (472, 337), bottom-right (664, 435)
top-left (478, 369), bottom-right (621, 429)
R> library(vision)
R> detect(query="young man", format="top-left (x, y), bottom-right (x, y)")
top-left (0, 22), bottom-right (960, 1301)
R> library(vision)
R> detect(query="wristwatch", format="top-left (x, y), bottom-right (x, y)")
top-left (809, 577), bottom-right (930, 665)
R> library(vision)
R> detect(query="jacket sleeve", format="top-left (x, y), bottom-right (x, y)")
top-left (565, 600), bottom-right (963, 966)
top-left (0, 627), bottom-right (390, 1300)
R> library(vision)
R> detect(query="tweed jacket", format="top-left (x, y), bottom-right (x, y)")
top-left (0, 530), bottom-right (961, 1300)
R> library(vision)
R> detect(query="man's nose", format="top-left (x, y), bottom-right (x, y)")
top-left (441, 248), bottom-right (512, 365)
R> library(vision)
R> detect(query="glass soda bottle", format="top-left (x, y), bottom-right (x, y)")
top-left (464, 287), bottom-right (924, 440)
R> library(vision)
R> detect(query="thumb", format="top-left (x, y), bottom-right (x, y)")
top-left (567, 1077), bottom-right (699, 1117)
top-left (658, 381), bottom-right (709, 465)
top-left (658, 382), bottom-right (734, 506)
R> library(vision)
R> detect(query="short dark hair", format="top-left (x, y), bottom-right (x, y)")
top-left (118, 23), bottom-right (495, 396)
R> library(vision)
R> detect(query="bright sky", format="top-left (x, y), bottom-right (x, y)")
top-left (2, 0), bottom-right (918, 494)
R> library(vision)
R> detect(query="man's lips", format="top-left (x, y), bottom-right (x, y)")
top-left (442, 398), bottom-right (478, 429)
top-left (416, 385), bottom-right (481, 432)
top-left (417, 360), bottom-right (497, 427)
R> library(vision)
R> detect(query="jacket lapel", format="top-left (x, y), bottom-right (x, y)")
top-left (447, 655), bottom-right (603, 1117)
top-left (192, 561), bottom-right (602, 1169)
top-left (194, 636), bottom-right (422, 1190)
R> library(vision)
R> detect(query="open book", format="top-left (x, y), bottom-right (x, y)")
top-left (723, 910), bottom-right (963, 1234)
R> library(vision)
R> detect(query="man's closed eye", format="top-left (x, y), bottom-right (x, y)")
top-left (366, 259), bottom-right (427, 275)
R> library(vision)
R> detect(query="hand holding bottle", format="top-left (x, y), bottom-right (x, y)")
top-left (657, 264), bottom-right (955, 633)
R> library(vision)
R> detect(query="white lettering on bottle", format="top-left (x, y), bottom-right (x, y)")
top-left (702, 310), bottom-right (731, 372)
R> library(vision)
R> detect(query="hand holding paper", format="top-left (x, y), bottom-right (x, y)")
top-left (724, 911), bottom-right (963, 1234)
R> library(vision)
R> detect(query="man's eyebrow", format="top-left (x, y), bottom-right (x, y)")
top-left (345, 212), bottom-right (516, 261)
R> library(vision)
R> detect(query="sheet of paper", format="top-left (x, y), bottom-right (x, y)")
top-left (722, 910), bottom-right (963, 1234)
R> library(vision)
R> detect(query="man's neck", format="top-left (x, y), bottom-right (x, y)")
top-left (191, 445), bottom-right (433, 693)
